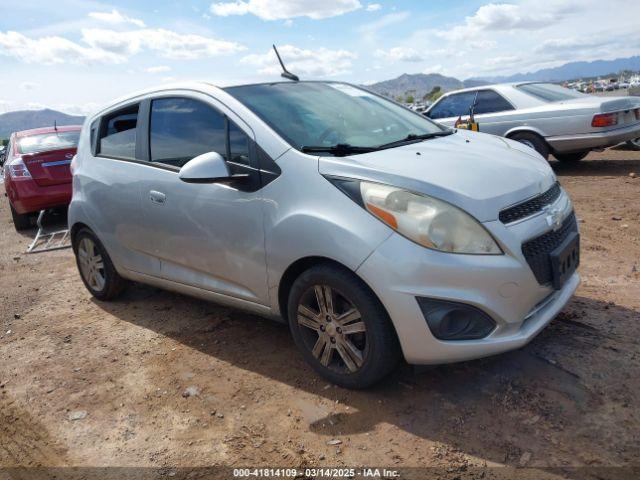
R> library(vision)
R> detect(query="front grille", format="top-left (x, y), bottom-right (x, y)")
top-left (522, 212), bottom-right (578, 285)
top-left (499, 182), bottom-right (562, 224)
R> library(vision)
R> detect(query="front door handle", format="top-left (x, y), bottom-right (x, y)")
top-left (149, 190), bottom-right (166, 205)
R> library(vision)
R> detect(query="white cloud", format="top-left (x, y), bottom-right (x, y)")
top-left (0, 28), bottom-right (245, 66)
top-left (145, 65), bottom-right (171, 74)
top-left (210, 0), bottom-right (362, 20)
top-left (88, 9), bottom-right (146, 28)
top-left (422, 65), bottom-right (443, 74)
top-left (81, 28), bottom-right (245, 60)
top-left (375, 47), bottom-right (424, 63)
top-left (358, 11), bottom-right (409, 41)
top-left (240, 45), bottom-right (357, 77)
top-left (20, 81), bottom-right (39, 91)
top-left (0, 30), bottom-right (125, 65)
top-left (435, 2), bottom-right (575, 42)
top-left (366, 3), bottom-right (381, 11)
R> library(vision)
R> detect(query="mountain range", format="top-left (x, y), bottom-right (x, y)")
top-left (367, 56), bottom-right (640, 100)
top-left (0, 109), bottom-right (84, 139)
top-left (471, 56), bottom-right (640, 83)
top-left (366, 73), bottom-right (486, 99)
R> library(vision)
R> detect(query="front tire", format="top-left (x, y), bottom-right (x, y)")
top-left (73, 228), bottom-right (127, 301)
top-left (555, 151), bottom-right (589, 163)
top-left (10, 204), bottom-right (32, 231)
top-left (510, 132), bottom-right (550, 160)
top-left (287, 264), bottom-right (400, 389)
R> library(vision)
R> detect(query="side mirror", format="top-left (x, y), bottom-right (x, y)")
top-left (179, 152), bottom-right (232, 184)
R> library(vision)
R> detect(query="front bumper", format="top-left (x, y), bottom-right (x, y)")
top-left (356, 190), bottom-right (579, 365)
top-left (547, 122), bottom-right (640, 153)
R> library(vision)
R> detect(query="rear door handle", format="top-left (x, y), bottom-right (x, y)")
top-left (149, 190), bottom-right (166, 205)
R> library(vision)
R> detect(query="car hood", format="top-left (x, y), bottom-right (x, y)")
top-left (318, 130), bottom-right (557, 222)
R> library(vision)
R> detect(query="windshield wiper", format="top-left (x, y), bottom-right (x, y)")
top-left (375, 130), bottom-right (454, 150)
top-left (301, 143), bottom-right (376, 157)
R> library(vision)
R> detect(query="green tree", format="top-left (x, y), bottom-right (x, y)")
top-left (406, 95), bottom-right (415, 104)
top-left (427, 86), bottom-right (442, 102)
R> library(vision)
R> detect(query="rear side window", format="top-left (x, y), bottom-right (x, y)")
top-left (516, 83), bottom-right (584, 102)
top-left (428, 92), bottom-right (477, 119)
top-left (474, 90), bottom-right (514, 114)
top-left (99, 105), bottom-right (139, 160)
top-left (149, 97), bottom-right (250, 168)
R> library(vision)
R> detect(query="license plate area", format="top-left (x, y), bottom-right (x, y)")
top-left (550, 232), bottom-right (580, 290)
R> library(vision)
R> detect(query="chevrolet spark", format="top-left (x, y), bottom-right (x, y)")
top-left (69, 81), bottom-right (579, 388)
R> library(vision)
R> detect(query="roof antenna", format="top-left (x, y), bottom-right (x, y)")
top-left (272, 44), bottom-right (299, 82)
top-left (54, 120), bottom-right (58, 131)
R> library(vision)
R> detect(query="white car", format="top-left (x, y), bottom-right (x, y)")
top-left (426, 82), bottom-right (640, 162)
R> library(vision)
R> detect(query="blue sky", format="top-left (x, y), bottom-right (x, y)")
top-left (1, 0), bottom-right (639, 114)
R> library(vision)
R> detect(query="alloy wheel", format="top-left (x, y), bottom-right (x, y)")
top-left (77, 237), bottom-right (106, 292)
top-left (296, 285), bottom-right (367, 373)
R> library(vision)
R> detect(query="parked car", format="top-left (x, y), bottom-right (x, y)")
top-left (425, 82), bottom-right (640, 162)
top-left (3, 125), bottom-right (81, 230)
top-left (69, 81), bottom-right (579, 388)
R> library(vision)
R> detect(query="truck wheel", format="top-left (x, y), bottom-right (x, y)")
top-left (555, 151), bottom-right (590, 162)
top-left (73, 228), bottom-right (127, 300)
top-left (510, 132), bottom-right (550, 160)
top-left (287, 264), bottom-right (400, 389)
top-left (10, 204), bottom-right (32, 231)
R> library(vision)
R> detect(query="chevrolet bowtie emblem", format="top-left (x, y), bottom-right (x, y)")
top-left (544, 205), bottom-right (564, 231)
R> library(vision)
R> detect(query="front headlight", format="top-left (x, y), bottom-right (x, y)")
top-left (359, 181), bottom-right (502, 254)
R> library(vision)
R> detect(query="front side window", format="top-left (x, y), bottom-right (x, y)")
top-left (428, 92), bottom-right (477, 119)
top-left (474, 90), bottom-right (514, 114)
top-left (100, 105), bottom-right (139, 160)
top-left (150, 98), bottom-right (227, 168)
top-left (225, 82), bottom-right (445, 150)
top-left (18, 131), bottom-right (80, 154)
top-left (149, 97), bottom-right (251, 168)
top-left (228, 122), bottom-right (250, 166)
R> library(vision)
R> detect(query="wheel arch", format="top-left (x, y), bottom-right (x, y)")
top-left (277, 256), bottom-right (393, 331)
top-left (69, 221), bottom-right (92, 249)
top-left (504, 126), bottom-right (548, 140)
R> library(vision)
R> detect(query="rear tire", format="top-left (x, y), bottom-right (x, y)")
top-left (73, 228), bottom-right (127, 301)
top-left (287, 264), bottom-right (400, 389)
top-left (509, 132), bottom-right (550, 160)
top-left (10, 204), bottom-right (32, 231)
top-left (626, 138), bottom-right (640, 151)
top-left (554, 151), bottom-right (590, 163)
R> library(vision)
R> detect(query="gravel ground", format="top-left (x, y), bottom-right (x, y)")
top-left (0, 148), bottom-right (639, 480)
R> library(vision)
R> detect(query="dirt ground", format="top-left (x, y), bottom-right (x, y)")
top-left (0, 149), bottom-right (639, 479)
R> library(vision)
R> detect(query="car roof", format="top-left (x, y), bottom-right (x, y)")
top-left (15, 125), bottom-right (83, 137)
top-left (90, 80), bottom-right (362, 119)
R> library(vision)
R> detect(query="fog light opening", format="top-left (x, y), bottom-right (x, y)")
top-left (417, 298), bottom-right (496, 341)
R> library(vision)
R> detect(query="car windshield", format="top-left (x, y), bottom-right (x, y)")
top-left (18, 131), bottom-right (80, 154)
top-left (225, 82), bottom-right (447, 152)
top-left (516, 83), bottom-right (585, 102)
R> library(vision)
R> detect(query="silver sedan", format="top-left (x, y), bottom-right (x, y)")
top-left (425, 82), bottom-right (640, 162)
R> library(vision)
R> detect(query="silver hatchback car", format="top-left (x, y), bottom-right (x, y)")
top-left (69, 81), bottom-right (580, 388)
